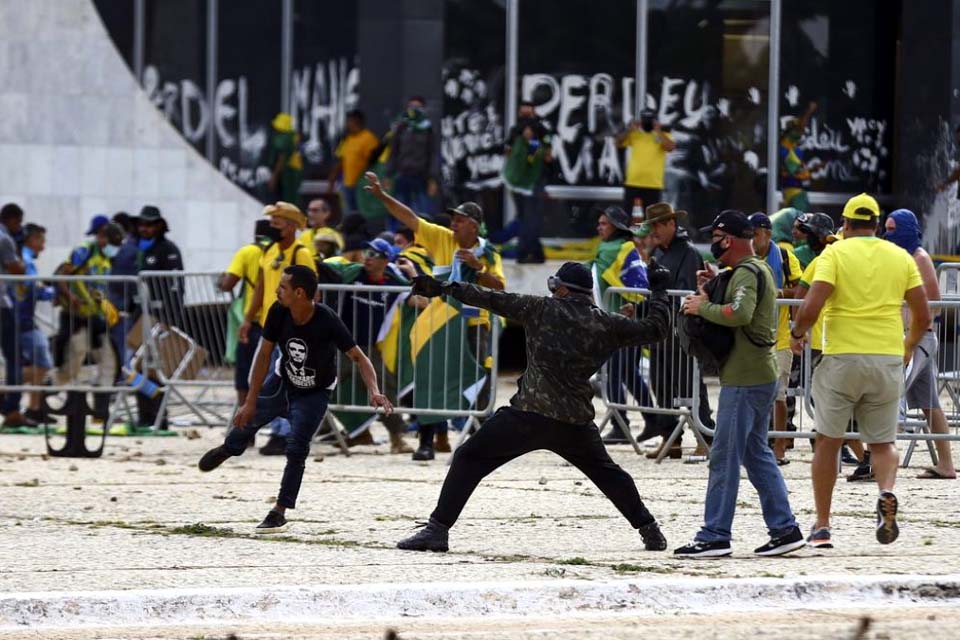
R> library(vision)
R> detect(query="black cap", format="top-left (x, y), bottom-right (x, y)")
top-left (747, 212), bottom-right (772, 230)
top-left (699, 210), bottom-right (754, 239)
top-left (446, 202), bottom-right (484, 224)
top-left (595, 205), bottom-right (631, 232)
top-left (139, 205), bottom-right (163, 223)
top-left (553, 261), bottom-right (593, 294)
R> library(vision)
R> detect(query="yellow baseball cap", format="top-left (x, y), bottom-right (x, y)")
top-left (842, 193), bottom-right (880, 221)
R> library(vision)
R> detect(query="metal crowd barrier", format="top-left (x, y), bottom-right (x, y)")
top-left (131, 271), bottom-right (236, 430)
top-left (0, 274), bottom-right (151, 455)
top-left (317, 283), bottom-right (499, 448)
top-left (601, 285), bottom-right (960, 466)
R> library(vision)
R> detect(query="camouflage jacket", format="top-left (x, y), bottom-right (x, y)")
top-left (448, 284), bottom-right (672, 425)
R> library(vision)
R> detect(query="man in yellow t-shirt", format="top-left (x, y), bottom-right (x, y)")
top-left (792, 193), bottom-right (930, 549)
top-left (220, 220), bottom-right (274, 405)
top-left (616, 109), bottom-right (676, 212)
top-left (328, 110), bottom-right (380, 212)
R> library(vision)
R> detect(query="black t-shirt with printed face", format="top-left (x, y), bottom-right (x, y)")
top-left (262, 302), bottom-right (357, 391)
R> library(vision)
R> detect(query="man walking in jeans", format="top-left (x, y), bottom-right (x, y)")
top-left (396, 261), bottom-right (673, 553)
top-left (676, 211), bottom-right (803, 557)
top-left (198, 266), bottom-right (393, 532)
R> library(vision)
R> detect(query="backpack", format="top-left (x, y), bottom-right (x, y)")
top-left (677, 262), bottom-right (775, 376)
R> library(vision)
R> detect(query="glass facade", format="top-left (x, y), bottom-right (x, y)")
top-left (96, 0), bottom-right (904, 235)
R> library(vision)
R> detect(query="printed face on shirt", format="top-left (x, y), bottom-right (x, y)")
top-left (284, 337), bottom-right (316, 387)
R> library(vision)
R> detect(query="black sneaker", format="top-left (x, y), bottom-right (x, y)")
top-left (397, 519), bottom-right (449, 552)
top-left (846, 460), bottom-right (874, 482)
top-left (638, 521), bottom-right (667, 551)
top-left (754, 525), bottom-right (805, 557)
top-left (259, 435), bottom-right (287, 456)
top-left (255, 509), bottom-right (288, 534)
top-left (673, 539), bottom-right (732, 558)
top-left (876, 491), bottom-right (899, 544)
top-left (806, 526), bottom-right (833, 549)
top-left (198, 445), bottom-right (231, 472)
top-left (411, 446), bottom-right (435, 461)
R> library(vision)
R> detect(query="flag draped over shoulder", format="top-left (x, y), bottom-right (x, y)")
top-left (589, 239), bottom-right (647, 310)
top-left (409, 295), bottom-right (486, 422)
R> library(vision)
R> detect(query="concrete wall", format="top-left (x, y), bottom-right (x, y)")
top-left (0, 0), bottom-right (263, 274)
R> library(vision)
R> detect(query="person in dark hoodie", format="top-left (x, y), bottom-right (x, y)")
top-left (639, 202), bottom-right (715, 458)
top-left (135, 205), bottom-right (184, 429)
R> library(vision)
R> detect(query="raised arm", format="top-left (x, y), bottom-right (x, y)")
top-left (363, 171), bottom-right (420, 231)
top-left (411, 277), bottom-right (539, 324)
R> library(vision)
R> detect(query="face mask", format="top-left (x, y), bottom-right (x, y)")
top-left (263, 226), bottom-right (282, 242)
top-left (640, 117), bottom-right (654, 132)
top-left (103, 244), bottom-right (120, 259)
top-left (138, 238), bottom-right (156, 252)
top-left (709, 239), bottom-right (727, 262)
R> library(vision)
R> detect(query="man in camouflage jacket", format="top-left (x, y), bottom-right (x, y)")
top-left (396, 261), bottom-right (674, 552)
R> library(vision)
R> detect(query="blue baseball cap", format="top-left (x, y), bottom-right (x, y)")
top-left (365, 238), bottom-right (396, 259)
top-left (86, 214), bottom-right (110, 235)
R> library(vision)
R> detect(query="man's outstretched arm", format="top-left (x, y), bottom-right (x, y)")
top-left (411, 277), bottom-right (539, 324)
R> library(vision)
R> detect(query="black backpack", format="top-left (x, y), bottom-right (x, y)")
top-left (677, 262), bottom-right (775, 376)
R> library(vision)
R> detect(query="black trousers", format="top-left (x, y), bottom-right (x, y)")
top-left (623, 186), bottom-right (662, 213)
top-left (430, 407), bottom-right (655, 529)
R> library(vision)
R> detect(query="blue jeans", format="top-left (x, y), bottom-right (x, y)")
top-left (697, 381), bottom-right (797, 543)
top-left (222, 371), bottom-right (329, 509)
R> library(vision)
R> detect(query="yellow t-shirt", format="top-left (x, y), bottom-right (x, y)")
top-left (257, 242), bottom-right (316, 326)
top-left (415, 219), bottom-right (506, 326)
top-left (336, 129), bottom-right (380, 187)
top-left (621, 130), bottom-right (672, 189)
top-left (775, 245), bottom-right (802, 351)
top-left (812, 237), bottom-right (923, 356)
top-left (225, 243), bottom-right (264, 318)
top-left (799, 257), bottom-right (825, 351)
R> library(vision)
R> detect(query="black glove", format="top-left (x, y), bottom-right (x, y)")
top-left (647, 259), bottom-right (670, 294)
top-left (411, 275), bottom-right (445, 298)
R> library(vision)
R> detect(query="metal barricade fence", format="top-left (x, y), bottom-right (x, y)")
top-left (600, 286), bottom-right (711, 460)
top-left (600, 286), bottom-right (960, 466)
top-left (0, 274), bottom-right (151, 455)
top-left (317, 283), bottom-right (499, 445)
top-left (134, 271), bottom-right (238, 430)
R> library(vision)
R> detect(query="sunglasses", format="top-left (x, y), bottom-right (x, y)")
top-left (363, 249), bottom-right (388, 259)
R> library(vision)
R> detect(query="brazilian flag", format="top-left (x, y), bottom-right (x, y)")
top-left (410, 296), bottom-right (487, 426)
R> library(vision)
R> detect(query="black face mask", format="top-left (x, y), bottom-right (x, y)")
top-left (710, 239), bottom-right (727, 262)
top-left (640, 116), bottom-right (654, 132)
top-left (262, 226), bottom-right (283, 243)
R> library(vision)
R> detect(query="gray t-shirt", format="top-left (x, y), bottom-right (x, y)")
top-left (0, 223), bottom-right (17, 308)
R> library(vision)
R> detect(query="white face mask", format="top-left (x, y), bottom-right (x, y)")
top-left (102, 244), bottom-right (120, 259)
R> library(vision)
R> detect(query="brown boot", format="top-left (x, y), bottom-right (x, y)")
top-left (390, 430), bottom-right (413, 454)
top-left (646, 439), bottom-right (682, 460)
top-left (435, 430), bottom-right (452, 453)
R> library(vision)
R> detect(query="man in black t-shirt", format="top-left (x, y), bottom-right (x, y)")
top-left (198, 265), bottom-right (393, 533)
